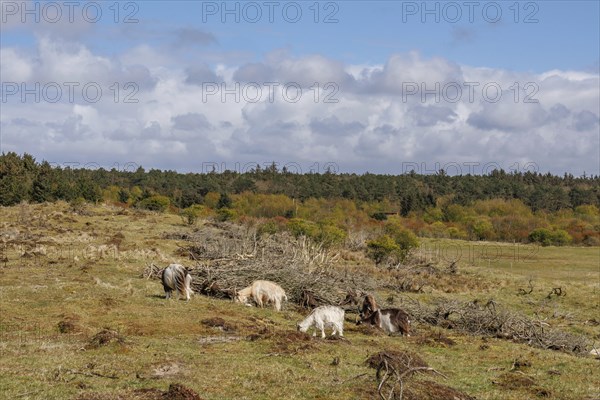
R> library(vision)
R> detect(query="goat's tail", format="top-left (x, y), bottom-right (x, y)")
top-left (174, 267), bottom-right (190, 295)
top-left (162, 265), bottom-right (191, 297)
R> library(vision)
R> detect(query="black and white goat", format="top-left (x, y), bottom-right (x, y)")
top-left (161, 264), bottom-right (192, 301)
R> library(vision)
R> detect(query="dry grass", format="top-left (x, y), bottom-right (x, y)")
top-left (0, 202), bottom-right (598, 399)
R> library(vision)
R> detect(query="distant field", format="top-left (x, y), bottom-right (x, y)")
top-left (1, 203), bottom-right (598, 400)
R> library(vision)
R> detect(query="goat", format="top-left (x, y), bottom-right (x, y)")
top-left (161, 264), bottom-right (192, 301)
top-left (297, 305), bottom-right (345, 338)
top-left (235, 280), bottom-right (287, 311)
top-left (357, 308), bottom-right (411, 336)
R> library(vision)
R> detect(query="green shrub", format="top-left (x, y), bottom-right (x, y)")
top-left (217, 193), bottom-right (232, 209)
top-left (428, 221), bottom-right (448, 238)
top-left (470, 218), bottom-right (495, 240)
top-left (383, 219), bottom-right (419, 259)
top-left (317, 224), bottom-right (348, 247)
top-left (69, 197), bottom-right (87, 213)
top-left (549, 229), bottom-right (572, 246)
top-left (257, 220), bottom-right (280, 236)
top-left (371, 212), bottom-right (388, 221)
top-left (216, 208), bottom-right (236, 221)
top-left (529, 228), bottom-right (551, 245)
top-left (137, 195), bottom-right (170, 212)
top-left (286, 218), bottom-right (347, 248)
top-left (528, 228), bottom-right (572, 246)
top-left (447, 226), bottom-right (467, 240)
top-left (287, 218), bottom-right (320, 240)
top-left (181, 204), bottom-right (205, 225)
top-left (366, 220), bottom-right (419, 265)
top-left (367, 235), bottom-right (400, 265)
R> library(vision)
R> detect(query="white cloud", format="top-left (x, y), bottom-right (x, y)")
top-left (0, 47), bottom-right (34, 81)
top-left (1, 37), bottom-right (598, 175)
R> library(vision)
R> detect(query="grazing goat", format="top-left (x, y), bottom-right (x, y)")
top-left (359, 294), bottom-right (379, 319)
top-left (357, 308), bottom-right (411, 336)
top-left (235, 280), bottom-right (287, 311)
top-left (297, 305), bottom-right (345, 338)
top-left (161, 264), bottom-right (192, 301)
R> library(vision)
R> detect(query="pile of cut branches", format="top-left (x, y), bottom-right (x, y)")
top-left (400, 297), bottom-right (590, 355)
top-left (144, 222), bottom-right (375, 307)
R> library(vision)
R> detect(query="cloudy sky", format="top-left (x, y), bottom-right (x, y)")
top-left (1, 0), bottom-right (598, 175)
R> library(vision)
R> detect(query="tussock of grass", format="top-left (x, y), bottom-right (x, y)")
top-left (86, 328), bottom-right (126, 349)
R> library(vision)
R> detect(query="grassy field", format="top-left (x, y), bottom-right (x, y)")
top-left (0, 202), bottom-right (598, 399)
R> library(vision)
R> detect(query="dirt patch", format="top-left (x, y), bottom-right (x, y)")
top-left (245, 325), bottom-right (273, 342)
top-left (86, 328), bottom-right (126, 349)
top-left (510, 357), bottom-right (532, 371)
top-left (270, 329), bottom-right (316, 354)
top-left (75, 394), bottom-right (122, 400)
top-left (152, 362), bottom-right (183, 378)
top-left (161, 383), bottom-right (203, 400)
top-left (127, 388), bottom-right (165, 399)
top-left (197, 336), bottom-right (242, 345)
top-left (495, 372), bottom-right (536, 389)
top-left (414, 330), bottom-right (456, 347)
top-left (57, 315), bottom-right (80, 334)
top-left (99, 296), bottom-right (120, 308)
top-left (352, 323), bottom-right (388, 336)
top-left (494, 372), bottom-right (552, 397)
top-left (366, 350), bottom-right (429, 377)
top-left (401, 379), bottom-right (476, 400)
top-left (77, 384), bottom-right (203, 400)
top-left (106, 232), bottom-right (125, 249)
top-left (200, 317), bottom-right (236, 332)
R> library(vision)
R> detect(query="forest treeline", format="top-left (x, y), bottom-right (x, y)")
top-left (1, 152), bottom-right (599, 246)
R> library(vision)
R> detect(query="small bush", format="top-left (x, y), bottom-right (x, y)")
top-left (287, 218), bottom-right (347, 247)
top-left (216, 208), bottom-right (236, 221)
top-left (69, 197), bottom-right (87, 214)
top-left (287, 218), bottom-right (320, 239)
top-left (137, 195), bottom-right (170, 212)
top-left (371, 212), bottom-right (388, 221)
top-left (550, 229), bottom-right (572, 246)
top-left (528, 228), bottom-right (572, 246)
top-left (181, 204), bottom-right (205, 225)
top-left (367, 234), bottom-right (400, 265)
top-left (317, 224), bottom-right (347, 247)
top-left (384, 220), bottom-right (419, 258)
top-left (447, 226), bottom-right (467, 240)
top-left (257, 220), bottom-right (280, 236)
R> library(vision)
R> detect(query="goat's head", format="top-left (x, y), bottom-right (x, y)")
top-left (297, 321), bottom-right (309, 333)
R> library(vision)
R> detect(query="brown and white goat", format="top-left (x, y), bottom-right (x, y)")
top-left (359, 294), bottom-right (379, 319)
top-left (235, 280), bottom-right (287, 311)
top-left (357, 308), bottom-right (411, 336)
top-left (161, 264), bottom-right (192, 301)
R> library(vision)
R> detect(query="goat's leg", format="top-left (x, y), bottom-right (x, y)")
top-left (337, 323), bottom-right (344, 337)
top-left (316, 322), bottom-right (325, 338)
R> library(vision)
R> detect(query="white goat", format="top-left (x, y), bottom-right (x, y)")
top-left (161, 264), bottom-right (192, 301)
top-left (297, 305), bottom-right (345, 338)
top-left (235, 280), bottom-right (287, 311)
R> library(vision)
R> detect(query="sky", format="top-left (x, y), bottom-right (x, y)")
top-left (1, 0), bottom-right (599, 175)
